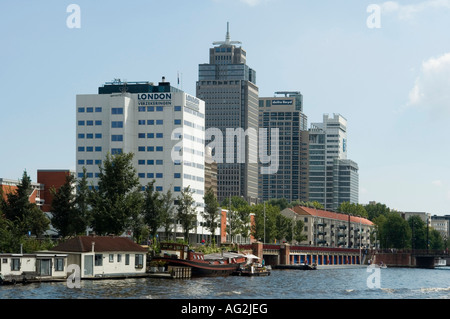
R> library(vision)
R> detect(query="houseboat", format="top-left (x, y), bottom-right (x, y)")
top-left (152, 242), bottom-right (247, 277)
top-left (0, 253), bottom-right (68, 284)
top-left (47, 235), bottom-right (148, 279)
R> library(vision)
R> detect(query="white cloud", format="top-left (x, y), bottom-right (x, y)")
top-left (432, 180), bottom-right (443, 187)
top-left (406, 52), bottom-right (450, 117)
top-left (381, 0), bottom-right (450, 19)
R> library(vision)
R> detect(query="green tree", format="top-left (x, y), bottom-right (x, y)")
top-left (252, 203), bottom-right (279, 243)
top-left (160, 189), bottom-right (176, 242)
top-left (381, 212), bottom-right (411, 249)
top-left (408, 215), bottom-right (427, 250)
top-left (89, 152), bottom-right (143, 235)
top-left (275, 214), bottom-right (291, 242)
top-left (50, 172), bottom-right (89, 238)
top-left (266, 198), bottom-right (290, 211)
top-left (429, 229), bottom-right (444, 250)
top-left (338, 202), bottom-right (368, 219)
top-left (75, 167), bottom-right (91, 232)
top-left (364, 202), bottom-right (391, 221)
top-left (202, 187), bottom-right (220, 246)
top-left (3, 170), bottom-right (49, 237)
top-left (176, 186), bottom-right (197, 243)
top-left (143, 180), bottom-right (162, 241)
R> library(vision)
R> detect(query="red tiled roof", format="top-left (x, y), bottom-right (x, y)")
top-left (289, 206), bottom-right (373, 226)
top-left (51, 236), bottom-right (147, 253)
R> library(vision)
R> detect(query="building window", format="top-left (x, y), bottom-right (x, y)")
top-left (174, 119), bottom-right (181, 125)
top-left (55, 258), bottom-right (64, 271)
top-left (156, 146), bottom-right (163, 152)
top-left (109, 254), bottom-right (114, 263)
top-left (111, 108), bottom-right (124, 115)
top-left (147, 120), bottom-right (154, 125)
top-left (138, 106), bottom-right (145, 112)
top-left (95, 133), bottom-right (102, 139)
top-left (112, 121), bottom-right (123, 128)
top-left (156, 173), bottom-right (163, 178)
top-left (174, 173), bottom-right (181, 178)
top-left (156, 133), bottom-right (163, 138)
top-left (174, 106), bottom-right (182, 111)
top-left (125, 254), bottom-right (130, 265)
top-left (135, 254), bottom-right (144, 269)
top-left (95, 107), bottom-right (102, 112)
top-left (156, 106), bottom-right (163, 112)
top-left (95, 146), bottom-right (102, 152)
top-left (111, 135), bottom-right (123, 142)
top-left (87, 120), bottom-right (93, 126)
top-left (147, 106), bottom-right (154, 112)
top-left (78, 120), bottom-right (85, 126)
top-left (11, 258), bottom-right (20, 271)
top-left (111, 148), bottom-right (122, 155)
top-left (156, 120), bottom-right (163, 125)
top-left (156, 186), bottom-right (163, 192)
top-left (117, 254), bottom-right (122, 263)
top-left (78, 107), bottom-right (85, 113)
top-left (95, 254), bottom-right (103, 266)
top-left (86, 107), bottom-right (93, 113)
top-left (78, 147), bottom-right (85, 152)
top-left (95, 120), bottom-right (102, 126)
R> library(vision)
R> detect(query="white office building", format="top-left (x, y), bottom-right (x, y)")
top-left (76, 79), bottom-right (207, 242)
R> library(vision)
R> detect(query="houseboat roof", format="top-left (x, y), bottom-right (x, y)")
top-left (50, 236), bottom-right (148, 253)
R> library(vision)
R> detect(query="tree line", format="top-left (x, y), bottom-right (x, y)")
top-left (1, 152), bottom-right (446, 252)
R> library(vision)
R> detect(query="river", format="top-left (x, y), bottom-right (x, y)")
top-left (1, 266), bottom-right (450, 300)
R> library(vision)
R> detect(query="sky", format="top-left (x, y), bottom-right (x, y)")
top-left (1, 0), bottom-right (450, 215)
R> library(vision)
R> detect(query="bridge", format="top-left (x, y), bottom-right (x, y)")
top-left (239, 243), bottom-right (449, 268)
top-left (374, 249), bottom-right (449, 268)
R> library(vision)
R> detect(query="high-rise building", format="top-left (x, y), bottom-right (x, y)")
top-left (196, 23), bottom-right (259, 204)
top-left (76, 79), bottom-right (207, 242)
top-left (308, 114), bottom-right (359, 210)
top-left (258, 92), bottom-right (309, 202)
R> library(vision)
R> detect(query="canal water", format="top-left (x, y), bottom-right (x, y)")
top-left (2, 266), bottom-right (450, 300)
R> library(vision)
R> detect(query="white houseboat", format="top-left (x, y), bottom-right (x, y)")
top-left (47, 236), bottom-right (148, 279)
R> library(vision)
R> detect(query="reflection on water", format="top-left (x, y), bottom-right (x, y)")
top-left (1, 267), bottom-right (450, 299)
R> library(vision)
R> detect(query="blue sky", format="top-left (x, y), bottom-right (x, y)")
top-left (1, 0), bottom-right (450, 215)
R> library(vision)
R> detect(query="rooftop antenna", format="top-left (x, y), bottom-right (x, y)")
top-left (213, 22), bottom-right (242, 46)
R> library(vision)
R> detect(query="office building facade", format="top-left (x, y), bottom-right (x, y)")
top-left (76, 79), bottom-right (207, 241)
top-left (308, 114), bottom-right (359, 210)
top-left (258, 92), bottom-right (309, 202)
top-left (196, 24), bottom-right (259, 204)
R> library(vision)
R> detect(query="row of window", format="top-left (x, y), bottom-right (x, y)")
top-left (78, 107), bottom-right (123, 114)
top-left (5, 257), bottom-right (65, 272)
top-left (94, 253), bottom-right (143, 268)
top-left (138, 105), bottom-right (182, 112)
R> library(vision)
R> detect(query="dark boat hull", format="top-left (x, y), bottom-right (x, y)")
top-left (154, 257), bottom-right (244, 277)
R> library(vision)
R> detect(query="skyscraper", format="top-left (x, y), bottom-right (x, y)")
top-left (196, 23), bottom-right (259, 204)
top-left (258, 92), bottom-right (309, 203)
top-left (308, 113), bottom-right (359, 210)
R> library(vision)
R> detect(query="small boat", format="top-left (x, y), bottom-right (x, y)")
top-left (151, 242), bottom-right (247, 277)
top-left (232, 264), bottom-right (271, 276)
